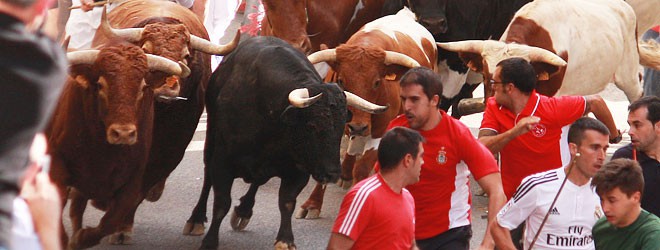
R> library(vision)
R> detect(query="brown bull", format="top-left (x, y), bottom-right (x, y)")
top-left (66, 0), bottom-right (238, 243)
top-left (297, 8), bottom-right (438, 219)
top-left (47, 42), bottom-right (187, 249)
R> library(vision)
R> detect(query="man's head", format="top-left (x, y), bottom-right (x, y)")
top-left (591, 158), bottom-right (644, 228)
top-left (567, 117), bottom-right (610, 178)
top-left (378, 127), bottom-right (425, 184)
top-left (399, 67), bottom-right (442, 130)
top-left (491, 58), bottom-right (536, 107)
top-left (627, 96), bottom-right (660, 153)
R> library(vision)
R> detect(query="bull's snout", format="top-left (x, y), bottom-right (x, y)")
top-left (347, 123), bottom-right (370, 136)
top-left (107, 124), bottom-right (138, 145)
top-left (420, 17), bottom-right (448, 35)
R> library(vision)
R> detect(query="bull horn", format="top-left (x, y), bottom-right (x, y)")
top-left (190, 30), bottom-right (240, 55)
top-left (436, 40), bottom-right (486, 54)
top-left (146, 54), bottom-right (191, 77)
top-left (98, 5), bottom-right (143, 42)
top-left (525, 47), bottom-right (567, 67)
top-left (344, 91), bottom-right (388, 114)
top-left (67, 50), bottom-right (100, 65)
top-left (307, 49), bottom-right (337, 64)
top-left (288, 88), bottom-right (323, 108)
top-left (384, 51), bottom-right (420, 68)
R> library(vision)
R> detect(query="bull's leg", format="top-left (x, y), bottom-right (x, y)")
top-left (145, 178), bottom-right (167, 202)
top-left (352, 148), bottom-right (377, 185)
top-left (68, 186), bottom-right (142, 249)
top-left (69, 188), bottom-right (88, 234)
top-left (199, 172), bottom-right (234, 250)
top-left (231, 181), bottom-right (265, 231)
top-left (337, 154), bottom-right (356, 189)
top-left (274, 171), bottom-right (310, 250)
top-left (295, 182), bottom-right (326, 219)
top-left (184, 164), bottom-right (212, 236)
top-left (107, 205), bottom-right (138, 245)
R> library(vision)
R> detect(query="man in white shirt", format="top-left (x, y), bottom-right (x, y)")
top-left (491, 117), bottom-right (610, 250)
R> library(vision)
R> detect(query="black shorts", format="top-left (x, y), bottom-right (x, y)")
top-left (416, 225), bottom-right (472, 250)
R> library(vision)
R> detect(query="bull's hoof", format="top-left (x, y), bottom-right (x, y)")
top-left (182, 222), bottom-right (205, 236)
top-left (295, 208), bottom-right (320, 219)
top-left (107, 230), bottom-right (133, 245)
top-left (230, 210), bottom-right (251, 231)
top-left (336, 178), bottom-right (352, 190)
top-left (145, 181), bottom-right (166, 202)
top-left (274, 241), bottom-right (296, 250)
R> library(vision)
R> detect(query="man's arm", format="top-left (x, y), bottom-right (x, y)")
top-left (327, 233), bottom-right (354, 250)
top-left (490, 218), bottom-right (517, 250)
top-left (478, 116), bottom-right (541, 154)
top-left (476, 173), bottom-right (507, 249)
top-left (584, 95), bottom-right (621, 143)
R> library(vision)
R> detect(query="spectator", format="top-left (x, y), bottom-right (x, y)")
top-left (0, 0), bottom-right (67, 246)
top-left (491, 117), bottom-right (609, 250)
top-left (611, 96), bottom-right (660, 216)
top-left (328, 127), bottom-right (424, 249)
top-left (381, 67), bottom-right (506, 250)
top-left (591, 158), bottom-right (660, 250)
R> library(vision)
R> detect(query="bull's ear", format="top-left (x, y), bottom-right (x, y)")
top-left (458, 52), bottom-right (483, 72)
top-left (531, 62), bottom-right (560, 81)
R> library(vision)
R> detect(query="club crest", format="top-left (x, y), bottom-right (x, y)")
top-left (531, 123), bottom-right (547, 137)
top-left (437, 147), bottom-right (447, 164)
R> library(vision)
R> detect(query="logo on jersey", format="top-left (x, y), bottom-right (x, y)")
top-left (595, 206), bottom-right (603, 219)
top-left (549, 206), bottom-right (560, 215)
top-left (531, 123), bottom-right (547, 137)
top-left (437, 147), bottom-right (447, 164)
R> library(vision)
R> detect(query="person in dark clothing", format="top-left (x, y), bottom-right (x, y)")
top-left (612, 96), bottom-right (660, 217)
top-left (0, 0), bottom-right (67, 246)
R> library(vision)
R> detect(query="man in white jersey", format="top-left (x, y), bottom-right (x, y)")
top-left (491, 117), bottom-right (609, 250)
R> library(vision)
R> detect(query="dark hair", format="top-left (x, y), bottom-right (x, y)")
top-left (567, 117), bottom-right (609, 144)
top-left (591, 158), bottom-right (644, 198)
top-left (399, 67), bottom-right (443, 106)
top-left (496, 57), bottom-right (537, 94)
top-left (378, 127), bottom-right (425, 171)
top-left (628, 96), bottom-right (660, 125)
top-left (3, 0), bottom-right (37, 8)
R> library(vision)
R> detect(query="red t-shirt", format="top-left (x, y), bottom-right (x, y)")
top-left (480, 91), bottom-right (585, 198)
top-left (332, 174), bottom-right (416, 249)
top-left (383, 110), bottom-right (499, 239)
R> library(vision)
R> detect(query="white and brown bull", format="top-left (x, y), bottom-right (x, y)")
top-left (437, 0), bottom-right (660, 115)
top-left (47, 42), bottom-right (188, 249)
top-left (296, 8), bottom-right (437, 219)
top-left (66, 0), bottom-right (239, 244)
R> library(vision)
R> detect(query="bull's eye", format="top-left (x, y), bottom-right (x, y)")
top-left (373, 79), bottom-right (381, 89)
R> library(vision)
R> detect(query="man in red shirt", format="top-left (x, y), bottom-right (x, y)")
top-left (385, 67), bottom-right (506, 250)
top-left (328, 127), bottom-right (425, 249)
top-left (478, 57), bottom-right (621, 247)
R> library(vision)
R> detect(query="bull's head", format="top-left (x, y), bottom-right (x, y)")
top-left (436, 40), bottom-right (567, 100)
top-left (262, 0), bottom-right (313, 54)
top-left (407, 0), bottom-right (449, 35)
top-left (308, 45), bottom-right (419, 137)
top-left (284, 85), bottom-right (388, 183)
top-left (67, 43), bottom-right (188, 145)
top-left (97, 10), bottom-right (239, 102)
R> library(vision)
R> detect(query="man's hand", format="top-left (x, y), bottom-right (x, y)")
top-left (512, 116), bottom-right (540, 137)
top-left (21, 173), bottom-right (62, 250)
top-left (80, 0), bottom-right (95, 12)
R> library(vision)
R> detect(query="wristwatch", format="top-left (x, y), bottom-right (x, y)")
top-left (610, 130), bottom-right (623, 144)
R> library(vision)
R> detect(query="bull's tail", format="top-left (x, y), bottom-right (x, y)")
top-left (639, 40), bottom-right (660, 70)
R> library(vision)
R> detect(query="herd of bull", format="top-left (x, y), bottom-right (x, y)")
top-left (43, 0), bottom-right (660, 249)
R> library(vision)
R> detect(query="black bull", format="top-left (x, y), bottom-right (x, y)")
top-left (382, 0), bottom-right (531, 116)
top-left (185, 36), bottom-right (386, 249)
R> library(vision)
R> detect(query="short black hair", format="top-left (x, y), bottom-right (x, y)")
top-left (378, 127), bottom-right (425, 171)
top-left (567, 117), bottom-right (610, 145)
top-left (496, 57), bottom-right (537, 94)
top-left (628, 96), bottom-right (660, 125)
top-left (592, 158), bottom-right (644, 198)
top-left (399, 67), bottom-right (443, 106)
